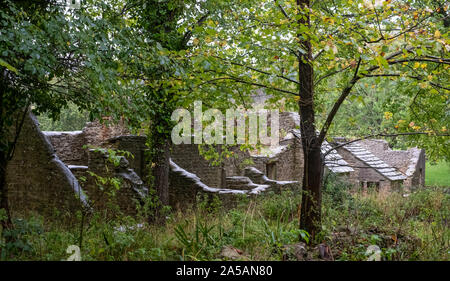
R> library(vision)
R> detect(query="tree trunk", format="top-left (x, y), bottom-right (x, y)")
top-left (0, 139), bottom-right (13, 231)
top-left (0, 73), bottom-right (13, 231)
top-left (152, 141), bottom-right (170, 206)
top-left (297, 0), bottom-right (323, 240)
top-left (147, 106), bottom-right (172, 224)
top-left (299, 144), bottom-right (323, 239)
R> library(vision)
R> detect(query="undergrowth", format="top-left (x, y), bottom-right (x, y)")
top-left (0, 177), bottom-right (448, 261)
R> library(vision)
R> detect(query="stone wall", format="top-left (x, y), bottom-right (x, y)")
top-left (222, 145), bottom-right (253, 178)
top-left (250, 138), bottom-right (303, 183)
top-left (171, 144), bottom-right (224, 188)
top-left (6, 113), bottom-right (86, 217)
top-left (358, 139), bottom-right (425, 188)
top-left (107, 135), bottom-right (147, 180)
top-left (335, 147), bottom-right (393, 190)
top-left (408, 149), bottom-right (425, 188)
top-left (83, 118), bottom-right (130, 147)
top-left (168, 161), bottom-right (299, 209)
top-left (279, 112), bottom-right (300, 139)
top-left (79, 149), bottom-right (147, 215)
top-left (44, 131), bottom-right (87, 165)
top-left (277, 138), bottom-right (303, 182)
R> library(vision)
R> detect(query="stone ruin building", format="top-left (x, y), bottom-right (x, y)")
top-left (4, 110), bottom-right (425, 216)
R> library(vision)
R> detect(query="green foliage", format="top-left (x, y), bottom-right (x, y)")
top-left (0, 218), bottom-right (43, 259)
top-left (186, 0), bottom-right (449, 160)
top-left (322, 185), bottom-right (449, 261)
top-left (83, 147), bottom-right (133, 206)
top-left (174, 218), bottom-right (217, 260)
top-left (37, 102), bottom-right (89, 131)
top-left (1, 181), bottom-right (449, 261)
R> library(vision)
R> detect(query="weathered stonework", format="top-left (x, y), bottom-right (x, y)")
top-left (168, 161), bottom-right (295, 209)
top-left (79, 149), bottom-right (147, 215)
top-left (5, 108), bottom-right (426, 217)
top-left (82, 118), bottom-right (130, 146)
top-left (357, 139), bottom-right (425, 188)
top-left (171, 144), bottom-right (224, 188)
top-left (107, 135), bottom-right (148, 180)
top-left (6, 113), bottom-right (87, 217)
top-left (43, 117), bottom-right (147, 215)
top-left (334, 146), bottom-right (400, 191)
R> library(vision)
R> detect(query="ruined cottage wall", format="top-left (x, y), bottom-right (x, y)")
top-left (251, 157), bottom-right (268, 176)
top-left (274, 139), bottom-right (303, 182)
top-left (359, 139), bottom-right (425, 188)
top-left (404, 149), bottom-right (425, 188)
top-left (359, 139), bottom-right (416, 169)
top-left (171, 144), bottom-right (223, 188)
top-left (360, 139), bottom-right (410, 173)
top-left (6, 113), bottom-right (84, 216)
top-left (279, 112), bottom-right (300, 139)
top-left (168, 166), bottom-right (204, 208)
top-left (336, 147), bottom-right (391, 190)
top-left (359, 139), bottom-right (390, 155)
top-left (107, 136), bottom-right (147, 180)
top-left (249, 139), bottom-right (303, 182)
top-left (44, 131), bottom-right (87, 165)
top-left (80, 150), bottom-right (144, 215)
top-left (222, 145), bottom-right (253, 178)
top-left (83, 119), bottom-right (130, 147)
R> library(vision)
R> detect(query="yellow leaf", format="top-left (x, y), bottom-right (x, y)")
top-left (384, 112), bottom-right (393, 120)
top-left (324, 17), bottom-right (334, 25)
top-left (434, 30), bottom-right (441, 39)
top-left (413, 62), bottom-right (420, 69)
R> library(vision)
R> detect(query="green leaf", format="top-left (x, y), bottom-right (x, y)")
top-left (0, 58), bottom-right (18, 74)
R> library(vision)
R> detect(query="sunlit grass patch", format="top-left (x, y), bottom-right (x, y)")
top-left (426, 161), bottom-right (450, 187)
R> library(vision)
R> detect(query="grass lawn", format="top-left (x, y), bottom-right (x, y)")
top-left (426, 161), bottom-right (450, 187)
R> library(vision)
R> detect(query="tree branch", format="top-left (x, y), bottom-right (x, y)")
top-left (318, 47), bottom-right (418, 144)
top-left (363, 73), bottom-right (450, 91)
top-left (323, 131), bottom-right (450, 157)
top-left (318, 57), bottom-right (362, 143)
top-left (198, 75), bottom-right (299, 96)
top-left (214, 56), bottom-right (300, 85)
top-left (182, 12), bottom-right (210, 46)
top-left (275, 0), bottom-right (291, 20)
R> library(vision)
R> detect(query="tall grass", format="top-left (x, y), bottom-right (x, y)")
top-left (1, 179), bottom-right (448, 261)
